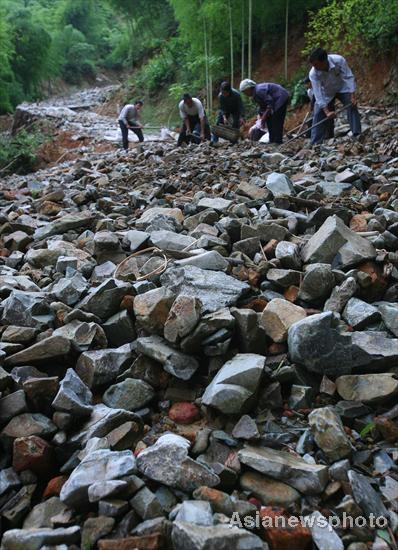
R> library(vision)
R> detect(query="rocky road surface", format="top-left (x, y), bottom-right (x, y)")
top-left (0, 103), bottom-right (397, 549)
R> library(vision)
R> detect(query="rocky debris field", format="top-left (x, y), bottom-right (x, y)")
top-left (0, 107), bottom-right (397, 550)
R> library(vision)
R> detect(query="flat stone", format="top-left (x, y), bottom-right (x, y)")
top-left (237, 181), bottom-right (269, 201)
top-left (240, 471), bottom-right (300, 507)
top-left (202, 354), bottom-right (265, 414)
top-left (2, 413), bottom-right (56, 440)
top-left (137, 207), bottom-right (184, 228)
top-left (1, 326), bottom-right (37, 344)
top-left (343, 297), bottom-right (380, 329)
top-left (267, 268), bottom-right (302, 288)
top-left (60, 449), bottom-right (136, 508)
top-left (351, 331), bottom-right (398, 371)
top-left (136, 433), bottom-right (219, 493)
top-left (308, 406), bottom-right (352, 461)
top-left (266, 172), bottom-right (295, 197)
top-left (175, 250), bottom-right (229, 272)
top-left (336, 168), bottom-right (357, 183)
top-left (76, 343), bottom-right (134, 387)
top-left (175, 500), bottom-right (213, 526)
top-left (197, 197), bottom-right (232, 212)
top-left (4, 335), bottom-right (72, 367)
top-left (336, 373), bottom-right (398, 404)
top-left (238, 445), bottom-right (329, 494)
top-left (348, 470), bottom-right (388, 518)
top-left (307, 511), bottom-right (344, 550)
top-left (1, 526), bottom-right (81, 550)
top-left (103, 378), bottom-right (155, 411)
top-left (0, 390), bottom-right (28, 424)
top-left (133, 335), bottom-right (199, 380)
top-left (150, 230), bottom-right (197, 252)
top-left (77, 278), bottom-right (131, 320)
top-left (260, 298), bottom-right (306, 343)
top-left (23, 497), bottom-right (67, 528)
top-left (161, 266), bottom-right (249, 313)
top-left (33, 211), bottom-right (94, 239)
top-left (171, 522), bottom-right (266, 550)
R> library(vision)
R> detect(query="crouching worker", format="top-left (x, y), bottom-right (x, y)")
top-left (239, 79), bottom-right (290, 144)
top-left (212, 81), bottom-right (245, 142)
top-left (177, 93), bottom-right (211, 146)
top-left (118, 100), bottom-right (144, 149)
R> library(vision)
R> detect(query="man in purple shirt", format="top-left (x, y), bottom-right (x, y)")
top-left (239, 79), bottom-right (290, 143)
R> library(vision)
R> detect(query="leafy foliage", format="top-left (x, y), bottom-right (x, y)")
top-left (0, 128), bottom-right (46, 174)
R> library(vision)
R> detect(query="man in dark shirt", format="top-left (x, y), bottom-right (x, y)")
top-left (239, 79), bottom-right (290, 143)
top-left (212, 81), bottom-right (245, 143)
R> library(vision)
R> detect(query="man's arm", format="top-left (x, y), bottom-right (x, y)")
top-left (309, 73), bottom-right (335, 118)
top-left (339, 56), bottom-right (357, 105)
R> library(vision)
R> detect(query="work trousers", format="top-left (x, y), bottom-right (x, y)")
top-left (177, 114), bottom-right (211, 146)
top-left (119, 121), bottom-right (144, 150)
top-left (311, 92), bottom-right (361, 144)
top-left (212, 111), bottom-right (240, 142)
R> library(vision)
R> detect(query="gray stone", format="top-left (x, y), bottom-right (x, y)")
top-left (266, 268), bottom-right (301, 288)
top-left (55, 255), bottom-right (78, 274)
top-left (123, 229), bottom-right (149, 251)
top-left (103, 378), bottom-right (155, 411)
top-left (307, 511), bottom-right (344, 550)
top-left (52, 368), bottom-right (93, 417)
top-left (23, 497), bottom-right (67, 528)
top-left (1, 326), bottom-right (37, 344)
top-left (298, 263), bottom-right (335, 302)
top-left (288, 312), bottom-right (352, 375)
top-left (150, 230), bottom-right (197, 252)
top-left (241, 222), bottom-right (289, 242)
top-left (53, 320), bottom-right (107, 352)
top-left (238, 445), bottom-right (329, 494)
top-left (133, 335), bottom-right (199, 380)
top-left (288, 385), bottom-right (314, 409)
top-left (336, 373), bottom-right (398, 404)
top-left (60, 449), bottom-right (136, 507)
top-left (160, 266), bottom-right (249, 313)
top-left (0, 467), bottom-right (21, 497)
top-left (1, 526), bottom-right (81, 550)
top-left (171, 521), bottom-right (267, 550)
top-left (136, 433), bottom-right (219, 492)
top-left (91, 261), bottom-right (116, 284)
top-left (230, 308), bottom-right (266, 354)
top-left (308, 406), bottom-right (352, 461)
top-left (336, 168), bottom-right (357, 183)
top-left (266, 172), bottom-right (295, 197)
top-left (240, 471), bottom-right (300, 507)
top-left (76, 343), bottom-right (134, 387)
top-left (88, 480), bottom-right (127, 502)
top-left (377, 302), bottom-right (398, 336)
top-left (232, 415), bottom-right (260, 440)
top-left (343, 297), bottom-right (380, 329)
top-left (1, 290), bottom-right (54, 329)
top-left (197, 197), bottom-right (232, 212)
top-left (0, 390), bottom-right (28, 424)
top-left (275, 241), bottom-right (301, 270)
top-left (33, 212), bottom-right (94, 240)
top-left (81, 517), bottom-right (115, 549)
top-left (2, 413), bottom-right (56, 439)
top-left (103, 309), bottom-right (136, 346)
top-left (324, 277), bottom-right (357, 313)
top-left (181, 308), bottom-right (235, 354)
top-left (164, 295), bottom-right (202, 344)
top-left (175, 250), bottom-right (229, 272)
top-left (51, 272), bottom-right (88, 306)
top-left (301, 215), bottom-right (376, 269)
top-left (348, 470), bottom-right (388, 518)
top-left (133, 287), bottom-right (175, 334)
top-left (351, 331), bottom-right (398, 371)
top-left (175, 500), bottom-right (213, 526)
top-left (130, 486), bottom-right (164, 519)
top-left (202, 354), bottom-right (265, 414)
top-left (77, 278), bottom-right (131, 320)
top-left (4, 335), bottom-right (72, 367)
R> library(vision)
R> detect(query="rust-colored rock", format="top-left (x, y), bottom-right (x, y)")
top-left (98, 534), bottom-right (164, 550)
top-left (259, 506), bottom-right (312, 550)
top-left (13, 435), bottom-right (55, 477)
top-left (120, 295), bottom-right (135, 313)
top-left (349, 214), bottom-right (368, 233)
top-left (169, 402), bottom-right (201, 425)
top-left (374, 416), bottom-right (398, 442)
top-left (43, 475), bottom-right (68, 499)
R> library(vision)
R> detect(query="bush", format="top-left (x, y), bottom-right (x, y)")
top-left (0, 128), bottom-right (46, 175)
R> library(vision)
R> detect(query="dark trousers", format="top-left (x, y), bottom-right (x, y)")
top-left (311, 92), bottom-right (361, 144)
top-left (177, 114), bottom-right (211, 146)
top-left (265, 100), bottom-right (288, 144)
top-left (119, 121), bottom-right (144, 149)
top-left (306, 111), bottom-right (334, 139)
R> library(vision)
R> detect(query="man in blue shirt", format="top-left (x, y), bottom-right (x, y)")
top-left (309, 47), bottom-right (361, 144)
top-left (239, 79), bottom-right (290, 143)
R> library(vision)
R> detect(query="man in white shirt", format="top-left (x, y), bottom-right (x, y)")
top-left (309, 48), bottom-right (361, 144)
top-left (177, 93), bottom-right (211, 146)
top-left (118, 100), bottom-right (144, 149)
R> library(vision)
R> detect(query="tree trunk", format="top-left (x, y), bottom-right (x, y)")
top-left (284, 0), bottom-right (289, 80)
top-left (209, 33), bottom-right (213, 112)
top-left (228, 0), bottom-right (234, 85)
top-left (203, 18), bottom-right (210, 110)
top-left (241, 0), bottom-right (245, 79)
top-left (248, 0), bottom-right (252, 79)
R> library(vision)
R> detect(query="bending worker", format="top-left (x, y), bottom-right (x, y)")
top-left (213, 81), bottom-right (245, 142)
top-left (177, 93), bottom-right (211, 146)
top-left (118, 100), bottom-right (144, 149)
top-left (239, 79), bottom-right (289, 143)
top-left (309, 47), bottom-right (361, 144)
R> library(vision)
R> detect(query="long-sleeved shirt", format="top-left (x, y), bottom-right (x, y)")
top-left (253, 83), bottom-right (290, 114)
top-left (179, 98), bottom-right (205, 120)
top-left (219, 88), bottom-right (245, 116)
top-left (309, 54), bottom-right (356, 109)
top-left (118, 104), bottom-right (140, 126)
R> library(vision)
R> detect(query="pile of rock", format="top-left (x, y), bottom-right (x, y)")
top-left (0, 106), bottom-right (397, 549)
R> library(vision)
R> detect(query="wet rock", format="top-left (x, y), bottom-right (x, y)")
top-left (1, 290), bottom-right (54, 329)
top-left (336, 373), bottom-right (398, 404)
top-left (298, 263), bottom-right (335, 302)
top-left (308, 406), bottom-right (352, 461)
top-left (76, 343), bottom-right (134, 387)
top-left (260, 298), bottom-right (306, 343)
top-left (238, 445), bottom-right (329, 494)
top-left (4, 335), bottom-right (72, 367)
top-left (160, 266), bottom-right (250, 313)
top-left (202, 354), bottom-right (265, 414)
top-left (136, 434), bottom-right (219, 492)
top-left (343, 297), bottom-right (380, 329)
top-left (103, 378), bottom-right (155, 411)
top-left (103, 309), bottom-right (136, 346)
top-left (52, 368), bottom-right (93, 417)
top-left (78, 278), bottom-right (131, 320)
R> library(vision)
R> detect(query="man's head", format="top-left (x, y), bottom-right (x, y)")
top-left (221, 81), bottom-right (232, 97)
top-left (134, 100), bottom-right (144, 110)
top-left (239, 79), bottom-right (256, 97)
top-left (309, 48), bottom-right (329, 71)
top-left (183, 93), bottom-right (193, 108)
